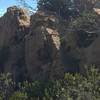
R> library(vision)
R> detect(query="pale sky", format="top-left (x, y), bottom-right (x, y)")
top-left (0, 0), bottom-right (37, 16)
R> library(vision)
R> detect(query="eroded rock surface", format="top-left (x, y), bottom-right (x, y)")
top-left (0, 6), bottom-right (100, 81)
top-left (0, 6), bottom-right (30, 81)
top-left (25, 11), bottom-right (64, 80)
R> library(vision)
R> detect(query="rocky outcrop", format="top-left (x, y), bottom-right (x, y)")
top-left (0, 6), bottom-right (100, 81)
top-left (0, 6), bottom-right (30, 81)
top-left (0, 7), bottom-right (64, 81)
top-left (25, 11), bottom-right (64, 80)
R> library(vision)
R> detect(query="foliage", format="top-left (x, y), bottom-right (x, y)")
top-left (70, 11), bottom-right (99, 30)
top-left (18, 0), bottom-right (79, 19)
top-left (10, 91), bottom-right (28, 100)
top-left (0, 46), bottom-right (9, 71)
top-left (0, 66), bottom-right (100, 100)
top-left (20, 15), bottom-right (28, 21)
top-left (0, 73), bottom-right (15, 99)
top-left (68, 11), bottom-right (99, 48)
top-left (18, 0), bottom-right (99, 20)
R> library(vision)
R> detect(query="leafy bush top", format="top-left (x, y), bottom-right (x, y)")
top-left (0, 66), bottom-right (100, 100)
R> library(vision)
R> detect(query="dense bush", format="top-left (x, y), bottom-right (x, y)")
top-left (0, 66), bottom-right (100, 100)
top-left (19, 0), bottom-right (79, 19)
top-left (70, 11), bottom-right (99, 30)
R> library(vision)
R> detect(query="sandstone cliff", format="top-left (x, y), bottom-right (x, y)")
top-left (25, 11), bottom-right (64, 80)
top-left (0, 6), bottom-right (30, 81)
top-left (0, 7), bottom-right (64, 81)
top-left (0, 6), bottom-right (100, 81)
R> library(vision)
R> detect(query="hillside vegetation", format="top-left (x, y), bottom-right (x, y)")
top-left (0, 0), bottom-right (100, 99)
top-left (0, 66), bottom-right (100, 100)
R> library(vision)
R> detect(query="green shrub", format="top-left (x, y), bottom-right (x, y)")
top-left (10, 91), bottom-right (28, 100)
top-left (0, 65), bottom-right (100, 100)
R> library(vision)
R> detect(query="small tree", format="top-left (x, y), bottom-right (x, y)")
top-left (18, 0), bottom-right (79, 19)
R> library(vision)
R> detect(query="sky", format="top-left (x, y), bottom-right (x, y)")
top-left (0, 0), bottom-right (37, 16)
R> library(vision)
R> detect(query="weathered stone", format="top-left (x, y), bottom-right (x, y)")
top-left (25, 11), bottom-right (64, 80)
top-left (0, 6), bottom-right (30, 81)
top-left (0, 5), bottom-right (100, 81)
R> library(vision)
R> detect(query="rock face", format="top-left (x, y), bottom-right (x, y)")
top-left (83, 36), bottom-right (100, 67)
top-left (25, 11), bottom-right (64, 80)
top-left (0, 6), bottom-right (30, 81)
top-left (0, 6), bottom-right (100, 81)
top-left (0, 7), bottom-right (64, 81)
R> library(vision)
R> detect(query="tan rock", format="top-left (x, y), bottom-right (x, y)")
top-left (25, 11), bottom-right (64, 80)
top-left (0, 6), bottom-right (30, 81)
top-left (0, 6), bottom-right (100, 81)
